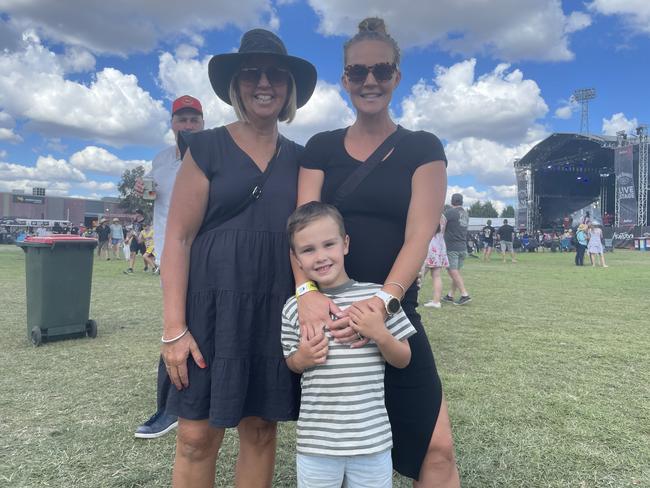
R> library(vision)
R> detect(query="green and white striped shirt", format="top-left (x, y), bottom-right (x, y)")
top-left (281, 280), bottom-right (416, 456)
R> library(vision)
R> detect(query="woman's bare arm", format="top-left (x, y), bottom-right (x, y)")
top-left (350, 161), bottom-right (447, 319)
top-left (160, 149), bottom-right (209, 389)
top-left (383, 161), bottom-right (447, 297)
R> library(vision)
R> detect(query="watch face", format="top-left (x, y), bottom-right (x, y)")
top-left (387, 297), bottom-right (401, 314)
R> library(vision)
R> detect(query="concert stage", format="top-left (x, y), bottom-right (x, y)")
top-left (515, 131), bottom-right (649, 248)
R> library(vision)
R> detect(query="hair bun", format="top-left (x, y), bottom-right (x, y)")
top-left (358, 17), bottom-right (387, 35)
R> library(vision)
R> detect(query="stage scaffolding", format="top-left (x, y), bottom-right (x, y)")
top-left (614, 131), bottom-right (628, 226)
top-left (637, 126), bottom-right (648, 226)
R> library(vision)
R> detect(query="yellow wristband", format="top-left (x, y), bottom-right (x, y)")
top-left (295, 281), bottom-right (318, 298)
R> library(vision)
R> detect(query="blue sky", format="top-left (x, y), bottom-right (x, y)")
top-left (1, 0), bottom-right (649, 211)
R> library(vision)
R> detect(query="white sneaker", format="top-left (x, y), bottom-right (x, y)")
top-left (423, 301), bottom-right (441, 309)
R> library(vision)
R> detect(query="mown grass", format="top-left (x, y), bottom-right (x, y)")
top-left (0, 245), bottom-right (649, 487)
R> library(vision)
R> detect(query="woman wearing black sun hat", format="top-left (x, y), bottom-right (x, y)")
top-left (160, 29), bottom-right (316, 487)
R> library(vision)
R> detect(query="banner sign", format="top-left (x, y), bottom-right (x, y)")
top-left (603, 226), bottom-right (650, 249)
top-left (614, 145), bottom-right (637, 225)
top-left (13, 194), bottom-right (44, 205)
top-left (516, 167), bottom-right (528, 229)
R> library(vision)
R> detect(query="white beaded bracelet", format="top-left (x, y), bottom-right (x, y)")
top-left (161, 326), bottom-right (189, 344)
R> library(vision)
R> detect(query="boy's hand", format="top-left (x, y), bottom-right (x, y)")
top-left (348, 301), bottom-right (388, 343)
top-left (291, 331), bottom-right (329, 372)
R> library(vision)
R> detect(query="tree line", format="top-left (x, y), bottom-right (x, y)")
top-left (467, 200), bottom-right (515, 218)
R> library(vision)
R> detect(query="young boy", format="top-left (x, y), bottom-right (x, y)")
top-left (281, 202), bottom-right (416, 488)
top-left (138, 222), bottom-right (158, 273)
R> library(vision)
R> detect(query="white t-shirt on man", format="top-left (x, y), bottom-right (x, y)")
top-left (149, 145), bottom-right (181, 264)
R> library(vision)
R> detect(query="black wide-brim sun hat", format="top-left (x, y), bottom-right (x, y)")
top-left (209, 29), bottom-right (317, 108)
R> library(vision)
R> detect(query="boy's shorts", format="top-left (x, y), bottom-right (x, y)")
top-left (500, 241), bottom-right (513, 252)
top-left (447, 250), bottom-right (467, 270)
top-left (296, 450), bottom-right (392, 488)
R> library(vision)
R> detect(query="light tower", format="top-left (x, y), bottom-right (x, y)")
top-left (571, 88), bottom-right (596, 134)
top-left (637, 125), bottom-right (648, 226)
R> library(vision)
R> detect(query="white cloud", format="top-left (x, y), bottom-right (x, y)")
top-left (0, 33), bottom-right (169, 147)
top-left (69, 146), bottom-right (151, 176)
top-left (602, 112), bottom-right (639, 135)
top-left (490, 185), bottom-right (517, 199)
top-left (78, 180), bottom-right (117, 192)
top-left (0, 156), bottom-right (85, 183)
top-left (445, 137), bottom-right (538, 185)
top-left (398, 59), bottom-right (548, 145)
top-left (0, 0), bottom-right (276, 55)
top-left (61, 46), bottom-right (96, 73)
top-left (0, 150), bottom-right (7, 159)
top-left (0, 111), bottom-right (23, 143)
top-left (46, 138), bottom-right (67, 153)
top-left (447, 184), bottom-right (508, 213)
top-left (281, 81), bottom-right (355, 144)
top-left (0, 128), bottom-right (23, 143)
top-left (308, 0), bottom-right (590, 61)
top-left (589, 0), bottom-right (650, 35)
top-left (554, 100), bottom-right (576, 120)
top-left (0, 179), bottom-right (71, 196)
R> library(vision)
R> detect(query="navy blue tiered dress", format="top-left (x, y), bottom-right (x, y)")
top-left (167, 126), bottom-right (301, 427)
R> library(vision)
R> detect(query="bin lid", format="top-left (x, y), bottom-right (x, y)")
top-left (17, 235), bottom-right (98, 248)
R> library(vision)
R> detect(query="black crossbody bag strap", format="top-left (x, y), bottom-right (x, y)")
top-left (332, 126), bottom-right (409, 208)
top-left (180, 130), bottom-right (284, 229)
top-left (212, 136), bottom-right (283, 227)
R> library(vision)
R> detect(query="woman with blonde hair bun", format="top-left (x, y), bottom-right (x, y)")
top-left (296, 16), bottom-right (460, 487)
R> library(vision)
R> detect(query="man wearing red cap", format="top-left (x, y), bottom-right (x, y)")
top-left (133, 95), bottom-right (204, 438)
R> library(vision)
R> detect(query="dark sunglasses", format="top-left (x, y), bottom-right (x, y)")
top-left (344, 62), bottom-right (397, 84)
top-left (237, 66), bottom-right (290, 86)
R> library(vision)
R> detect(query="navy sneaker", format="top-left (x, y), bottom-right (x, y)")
top-left (442, 294), bottom-right (455, 304)
top-left (455, 295), bottom-right (472, 306)
top-left (134, 411), bottom-right (178, 439)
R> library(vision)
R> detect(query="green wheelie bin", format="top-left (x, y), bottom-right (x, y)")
top-left (18, 236), bottom-right (98, 346)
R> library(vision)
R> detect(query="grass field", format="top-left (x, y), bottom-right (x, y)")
top-left (1, 245), bottom-right (649, 487)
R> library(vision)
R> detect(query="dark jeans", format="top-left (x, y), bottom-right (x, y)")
top-left (575, 243), bottom-right (586, 266)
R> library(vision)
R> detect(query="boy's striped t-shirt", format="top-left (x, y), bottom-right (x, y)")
top-left (281, 280), bottom-right (416, 456)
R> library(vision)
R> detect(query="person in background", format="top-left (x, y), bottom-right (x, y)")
top-left (134, 95), bottom-right (205, 439)
top-left (480, 219), bottom-right (495, 262)
top-left (497, 219), bottom-right (516, 263)
top-left (96, 218), bottom-right (111, 259)
top-left (139, 222), bottom-right (157, 273)
top-left (575, 223), bottom-right (588, 266)
top-left (124, 210), bottom-right (145, 274)
top-left (110, 218), bottom-right (124, 259)
top-left (444, 193), bottom-right (471, 306)
top-left (422, 214), bottom-right (448, 308)
top-left (587, 222), bottom-right (608, 268)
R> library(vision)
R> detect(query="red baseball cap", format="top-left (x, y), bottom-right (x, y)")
top-left (172, 95), bottom-right (203, 116)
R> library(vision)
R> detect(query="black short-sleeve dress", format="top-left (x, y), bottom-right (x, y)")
top-left (300, 126), bottom-right (447, 480)
top-left (166, 126), bottom-right (301, 428)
